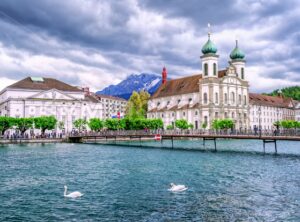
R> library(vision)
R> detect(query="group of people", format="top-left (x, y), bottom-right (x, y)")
top-left (1, 131), bottom-right (64, 140)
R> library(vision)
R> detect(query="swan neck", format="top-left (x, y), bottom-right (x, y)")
top-left (64, 187), bottom-right (67, 196)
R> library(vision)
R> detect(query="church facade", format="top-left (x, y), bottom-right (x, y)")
top-left (148, 32), bottom-right (250, 130)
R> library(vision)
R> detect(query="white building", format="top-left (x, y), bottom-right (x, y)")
top-left (249, 93), bottom-right (296, 130)
top-left (0, 77), bottom-right (103, 133)
top-left (95, 94), bottom-right (127, 119)
top-left (148, 32), bottom-right (250, 130)
top-left (147, 31), bottom-right (297, 130)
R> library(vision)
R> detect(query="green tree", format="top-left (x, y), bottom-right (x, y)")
top-left (34, 116), bottom-right (57, 135)
top-left (166, 125), bottom-right (174, 130)
top-left (15, 117), bottom-right (34, 135)
top-left (175, 119), bottom-right (189, 129)
top-left (264, 86), bottom-right (300, 100)
top-left (212, 119), bottom-right (235, 130)
top-left (202, 122), bottom-right (207, 129)
top-left (126, 90), bottom-right (150, 119)
top-left (0, 116), bottom-right (14, 135)
top-left (88, 118), bottom-right (104, 131)
top-left (105, 119), bottom-right (125, 130)
top-left (73, 118), bottom-right (87, 131)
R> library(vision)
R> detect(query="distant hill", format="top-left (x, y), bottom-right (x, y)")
top-left (97, 73), bottom-right (163, 100)
top-left (264, 86), bottom-right (300, 101)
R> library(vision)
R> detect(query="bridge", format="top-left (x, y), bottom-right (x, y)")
top-left (68, 129), bottom-right (300, 155)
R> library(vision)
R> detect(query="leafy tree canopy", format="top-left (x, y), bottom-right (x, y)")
top-left (15, 118), bottom-right (34, 135)
top-left (126, 90), bottom-right (150, 119)
top-left (0, 116), bottom-right (15, 135)
top-left (264, 86), bottom-right (300, 101)
top-left (175, 119), bottom-right (189, 129)
top-left (212, 119), bottom-right (235, 130)
top-left (34, 116), bottom-right (57, 135)
top-left (73, 118), bottom-right (87, 131)
top-left (88, 118), bottom-right (104, 131)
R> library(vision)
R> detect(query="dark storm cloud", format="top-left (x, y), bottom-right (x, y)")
top-left (0, 0), bottom-right (299, 92)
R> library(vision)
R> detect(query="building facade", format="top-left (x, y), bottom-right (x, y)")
top-left (147, 32), bottom-right (297, 130)
top-left (148, 33), bottom-right (250, 130)
top-left (0, 77), bottom-right (103, 133)
top-left (249, 93), bottom-right (296, 130)
top-left (96, 94), bottom-right (127, 119)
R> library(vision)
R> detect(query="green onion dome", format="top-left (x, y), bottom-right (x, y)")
top-left (230, 40), bottom-right (245, 60)
top-left (201, 37), bottom-right (217, 54)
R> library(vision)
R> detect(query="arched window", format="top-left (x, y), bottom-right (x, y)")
top-left (231, 92), bottom-right (235, 104)
top-left (232, 112), bottom-right (235, 118)
top-left (213, 63), bottom-right (217, 76)
top-left (241, 67), bottom-right (244, 79)
top-left (215, 92), bottom-right (218, 104)
top-left (224, 93), bottom-right (228, 104)
top-left (244, 95), bottom-right (247, 105)
top-left (203, 93), bottom-right (208, 104)
top-left (204, 116), bottom-right (208, 124)
top-left (239, 94), bottom-right (242, 105)
top-left (204, 63), bottom-right (208, 76)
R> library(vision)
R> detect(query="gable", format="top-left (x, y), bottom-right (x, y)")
top-left (27, 89), bottom-right (79, 101)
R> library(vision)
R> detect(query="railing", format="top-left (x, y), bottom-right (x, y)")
top-left (68, 129), bottom-right (300, 138)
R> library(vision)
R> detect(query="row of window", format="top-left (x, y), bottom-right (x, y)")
top-left (203, 92), bottom-right (247, 105)
top-left (203, 63), bottom-right (245, 79)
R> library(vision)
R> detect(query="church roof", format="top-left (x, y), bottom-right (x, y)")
top-left (151, 70), bottom-right (226, 99)
top-left (249, 93), bottom-right (295, 108)
top-left (6, 77), bottom-right (81, 92)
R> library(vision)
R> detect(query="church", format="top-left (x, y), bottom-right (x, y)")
top-left (147, 31), bottom-right (250, 130)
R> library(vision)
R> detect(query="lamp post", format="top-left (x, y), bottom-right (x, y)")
top-left (258, 106), bottom-right (262, 137)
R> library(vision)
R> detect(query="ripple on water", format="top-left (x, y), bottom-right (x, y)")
top-left (0, 141), bottom-right (300, 221)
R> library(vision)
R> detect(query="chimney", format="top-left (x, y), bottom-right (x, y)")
top-left (83, 87), bottom-right (90, 95)
top-left (162, 66), bottom-right (167, 84)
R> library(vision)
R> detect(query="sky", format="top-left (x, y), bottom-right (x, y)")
top-left (0, 0), bottom-right (299, 93)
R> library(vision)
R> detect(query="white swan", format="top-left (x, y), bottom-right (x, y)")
top-left (168, 183), bottom-right (188, 192)
top-left (64, 185), bottom-right (83, 198)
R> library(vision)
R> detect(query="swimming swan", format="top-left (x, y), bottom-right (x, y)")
top-left (168, 183), bottom-right (188, 192)
top-left (64, 185), bottom-right (83, 198)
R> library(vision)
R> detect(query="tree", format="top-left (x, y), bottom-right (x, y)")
top-left (73, 118), bottom-right (87, 131)
top-left (0, 116), bottom-right (14, 135)
top-left (34, 116), bottom-right (57, 136)
top-left (126, 90), bottom-right (150, 119)
top-left (264, 86), bottom-right (300, 100)
top-left (212, 119), bottom-right (234, 130)
top-left (175, 119), bottom-right (189, 129)
top-left (88, 118), bottom-right (104, 131)
top-left (166, 125), bottom-right (174, 130)
top-left (15, 118), bottom-right (34, 135)
top-left (202, 122), bottom-right (207, 129)
top-left (105, 119), bottom-right (125, 130)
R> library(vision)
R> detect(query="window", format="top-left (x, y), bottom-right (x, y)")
top-left (225, 112), bottom-right (228, 118)
top-left (241, 67), bottom-right (244, 79)
top-left (204, 116), bottom-right (208, 124)
top-left (213, 63), bottom-right (217, 76)
top-left (215, 92), bottom-right (218, 104)
top-left (177, 99), bottom-right (181, 104)
top-left (183, 112), bottom-right (185, 117)
top-left (189, 98), bottom-right (192, 102)
top-left (172, 112), bottom-right (175, 117)
top-left (204, 63), bottom-right (208, 76)
top-left (239, 94), bottom-right (242, 105)
top-left (195, 110), bottom-right (198, 115)
top-left (215, 112), bottom-right (218, 118)
top-left (224, 93), bottom-right (228, 104)
top-left (231, 92), bottom-right (235, 104)
top-left (232, 112), bottom-right (235, 118)
top-left (244, 95), bottom-right (247, 105)
top-left (203, 93), bottom-right (208, 104)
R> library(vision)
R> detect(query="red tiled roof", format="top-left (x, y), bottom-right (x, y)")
top-left (249, 93), bottom-right (294, 108)
top-left (152, 70), bottom-right (226, 99)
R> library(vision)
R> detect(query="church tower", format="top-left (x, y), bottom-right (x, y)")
top-left (230, 39), bottom-right (246, 80)
top-left (200, 24), bottom-right (219, 78)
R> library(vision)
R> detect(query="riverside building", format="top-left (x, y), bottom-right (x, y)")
top-left (147, 31), bottom-right (297, 130)
top-left (0, 77), bottom-right (103, 133)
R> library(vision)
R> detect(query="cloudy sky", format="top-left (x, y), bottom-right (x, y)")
top-left (0, 0), bottom-right (299, 92)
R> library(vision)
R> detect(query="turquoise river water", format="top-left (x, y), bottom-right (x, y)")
top-left (0, 140), bottom-right (300, 221)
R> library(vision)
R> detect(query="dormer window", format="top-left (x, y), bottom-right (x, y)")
top-left (177, 99), bottom-right (181, 104)
top-left (189, 98), bottom-right (192, 103)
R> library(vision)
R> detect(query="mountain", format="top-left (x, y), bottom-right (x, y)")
top-left (263, 86), bottom-right (300, 101)
top-left (97, 73), bottom-right (163, 100)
